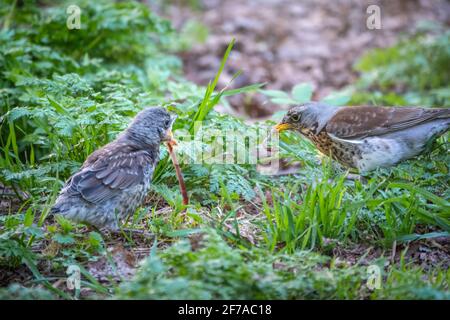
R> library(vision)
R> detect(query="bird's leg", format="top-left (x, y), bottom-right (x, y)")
top-left (345, 169), bottom-right (368, 184)
top-left (345, 173), bottom-right (367, 183)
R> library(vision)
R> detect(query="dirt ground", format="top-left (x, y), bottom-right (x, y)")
top-left (153, 0), bottom-right (450, 117)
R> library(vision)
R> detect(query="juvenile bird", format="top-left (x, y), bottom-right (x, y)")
top-left (51, 107), bottom-right (177, 230)
top-left (275, 102), bottom-right (450, 172)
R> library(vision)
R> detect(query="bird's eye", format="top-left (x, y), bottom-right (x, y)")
top-left (164, 119), bottom-right (170, 128)
top-left (291, 113), bottom-right (301, 122)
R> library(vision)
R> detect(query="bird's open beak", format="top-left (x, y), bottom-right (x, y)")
top-left (274, 123), bottom-right (292, 132)
top-left (166, 130), bottom-right (177, 147)
top-left (166, 114), bottom-right (178, 147)
top-left (170, 113), bottom-right (178, 125)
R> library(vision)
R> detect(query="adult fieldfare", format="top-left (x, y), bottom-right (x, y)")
top-left (275, 102), bottom-right (450, 172)
top-left (51, 107), bottom-right (177, 230)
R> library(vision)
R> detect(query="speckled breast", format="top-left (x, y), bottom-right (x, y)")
top-left (304, 130), bottom-right (360, 169)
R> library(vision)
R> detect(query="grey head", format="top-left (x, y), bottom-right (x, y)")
top-left (120, 107), bottom-right (177, 148)
top-left (276, 102), bottom-right (341, 134)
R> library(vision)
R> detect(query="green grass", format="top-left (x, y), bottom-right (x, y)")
top-left (258, 165), bottom-right (359, 252)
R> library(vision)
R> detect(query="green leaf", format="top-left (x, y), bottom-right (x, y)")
top-left (219, 83), bottom-right (265, 97)
top-left (165, 228), bottom-right (204, 238)
top-left (397, 231), bottom-right (449, 242)
top-left (322, 91), bottom-right (351, 106)
top-left (388, 182), bottom-right (450, 209)
top-left (260, 90), bottom-right (291, 99)
top-left (55, 215), bottom-right (74, 233)
top-left (25, 226), bottom-right (45, 238)
top-left (291, 83), bottom-right (313, 103)
top-left (53, 233), bottom-right (75, 244)
top-left (271, 98), bottom-right (296, 105)
top-left (88, 231), bottom-right (103, 248)
top-left (195, 38), bottom-right (235, 122)
top-left (271, 110), bottom-right (286, 122)
top-left (23, 208), bottom-right (35, 227)
top-left (47, 96), bottom-right (69, 115)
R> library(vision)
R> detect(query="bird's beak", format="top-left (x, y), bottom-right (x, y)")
top-left (166, 130), bottom-right (177, 147)
top-left (274, 123), bottom-right (292, 132)
top-left (166, 114), bottom-right (178, 147)
top-left (170, 113), bottom-right (178, 125)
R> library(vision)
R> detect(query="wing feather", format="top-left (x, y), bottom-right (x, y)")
top-left (66, 144), bottom-right (154, 204)
top-left (326, 106), bottom-right (450, 140)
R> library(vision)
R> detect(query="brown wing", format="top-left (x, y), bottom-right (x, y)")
top-left (66, 143), bottom-right (154, 204)
top-left (326, 106), bottom-right (450, 139)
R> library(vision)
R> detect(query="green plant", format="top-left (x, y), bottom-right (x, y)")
top-left (258, 162), bottom-right (360, 252)
top-left (117, 229), bottom-right (449, 300)
top-left (260, 82), bottom-right (352, 107)
top-left (351, 23), bottom-right (450, 106)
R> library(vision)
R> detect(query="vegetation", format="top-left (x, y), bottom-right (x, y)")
top-left (352, 22), bottom-right (450, 107)
top-left (0, 1), bottom-right (448, 299)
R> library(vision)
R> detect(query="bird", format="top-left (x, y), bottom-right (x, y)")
top-left (275, 102), bottom-right (450, 172)
top-left (51, 107), bottom-right (177, 230)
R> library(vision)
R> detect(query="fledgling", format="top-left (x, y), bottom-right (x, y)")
top-left (275, 102), bottom-right (450, 172)
top-left (51, 107), bottom-right (177, 230)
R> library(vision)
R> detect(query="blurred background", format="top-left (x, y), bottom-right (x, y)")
top-left (149, 0), bottom-right (450, 117)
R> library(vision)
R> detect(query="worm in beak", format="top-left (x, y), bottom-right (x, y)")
top-left (166, 130), bottom-right (177, 147)
top-left (166, 113), bottom-right (178, 147)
